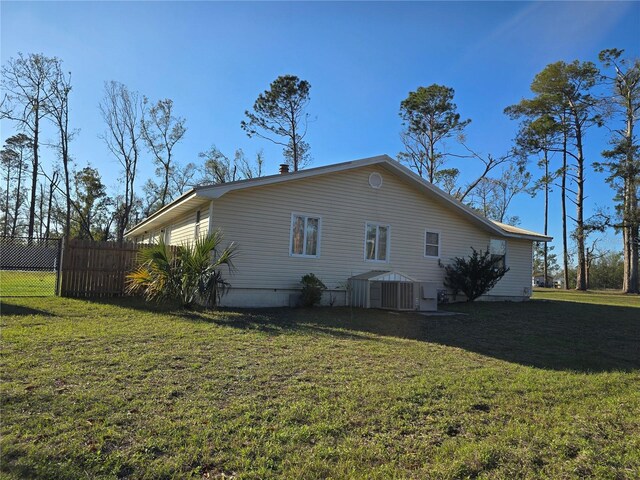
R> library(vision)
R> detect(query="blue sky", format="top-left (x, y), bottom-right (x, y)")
top-left (2, 1), bottom-right (639, 254)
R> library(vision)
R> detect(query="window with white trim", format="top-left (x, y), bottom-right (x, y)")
top-left (290, 214), bottom-right (321, 257)
top-left (365, 222), bottom-right (389, 262)
top-left (425, 230), bottom-right (440, 257)
top-left (489, 238), bottom-right (507, 269)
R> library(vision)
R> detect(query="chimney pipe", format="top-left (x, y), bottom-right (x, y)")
top-left (279, 163), bottom-right (290, 174)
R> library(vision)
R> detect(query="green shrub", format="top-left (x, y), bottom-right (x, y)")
top-left (444, 248), bottom-right (509, 302)
top-left (300, 273), bottom-right (326, 307)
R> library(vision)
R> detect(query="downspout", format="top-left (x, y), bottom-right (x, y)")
top-left (207, 200), bottom-right (214, 235)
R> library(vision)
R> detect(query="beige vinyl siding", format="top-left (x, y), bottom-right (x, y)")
top-left (134, 230), bottom-right (163, 244)
top-left (141, 231), bottom-right (161, 244)
top-left (133, 205), bottom-right (210, 246)
top-left (164, 207), bottom-right (210, 246)
top-left (212, 165), bottom-right (533, 298)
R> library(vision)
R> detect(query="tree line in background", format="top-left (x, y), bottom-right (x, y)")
top-left (0, 54), bottom-right (278, 244)
top-left (396, 49), bottom-right (638, 294)
top-left (1, 49), bottom-right (637, 293)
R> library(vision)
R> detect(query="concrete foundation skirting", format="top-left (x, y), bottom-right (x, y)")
top-left (218, 287), bottom-right (530, 309)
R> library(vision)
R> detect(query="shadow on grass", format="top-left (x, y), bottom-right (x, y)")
top-left (176, 309), bottom-right (378, 342)
top-left (80, 295), bottom-right (180, 312)
top-left (77, 296), bottom-right (640, 372)
top-left (0, 302), bottom-right (56, 317)
top-left (187, 301), bottom-right (639, 373)
top-left (426, 301), bottom-right (639, 372)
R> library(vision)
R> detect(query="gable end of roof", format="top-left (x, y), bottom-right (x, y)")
top-left (125, 154), bottom-right (552, 242)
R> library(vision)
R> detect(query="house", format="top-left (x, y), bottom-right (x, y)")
top-left (124, 155), bottom-right (551, 309)
top-left (533, 273), bottom-right (555, 288)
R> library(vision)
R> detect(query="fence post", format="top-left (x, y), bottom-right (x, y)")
top-left (55, 236), bottom-right (65, 296)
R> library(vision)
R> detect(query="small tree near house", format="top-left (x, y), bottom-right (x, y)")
top-left (300, 273), bottom-right (326, 307)
top-left (444, 248), bottom-right (509, 302)
top-left (126, 230), bottom-right (238, 309)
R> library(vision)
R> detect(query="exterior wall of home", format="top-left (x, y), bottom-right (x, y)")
top-left (168, 206), bottom-right (209, 245)
top-left (206, 165), bottom-right (534, 306)
top-left (133, 206), bottom-right (210, 246)
top-left (137, 230), bottom-right (161, 244)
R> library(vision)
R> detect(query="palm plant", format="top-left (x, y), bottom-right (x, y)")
top-left (127, 229), bottom-right (238, 308)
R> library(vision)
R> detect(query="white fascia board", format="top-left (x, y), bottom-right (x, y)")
top-left (502, 232), bottom-right (553, 242)
top-left (124, 190), bottom-right (200, 237)
top-left (383, 161), bottom-right (552, 242)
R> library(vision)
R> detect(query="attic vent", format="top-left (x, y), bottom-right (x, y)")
top-left (369, 172), bottom-right (383, 189)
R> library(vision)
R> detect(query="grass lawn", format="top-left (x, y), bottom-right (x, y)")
top-left (1, 292), bottom-right (639, 479)
top-left (533, 287), bottom-right (640, 307)
top-left (0, 270), bottom-right (57, 297)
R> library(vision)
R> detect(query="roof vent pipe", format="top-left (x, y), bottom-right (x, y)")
top-left (279, 163), bottom-right (290, 174)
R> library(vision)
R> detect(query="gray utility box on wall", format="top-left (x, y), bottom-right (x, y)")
top-left (419, 282), bottom-right (439, 312)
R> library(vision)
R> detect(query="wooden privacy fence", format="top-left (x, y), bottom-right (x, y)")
top-left (60, 239), bottom-right (143, 298)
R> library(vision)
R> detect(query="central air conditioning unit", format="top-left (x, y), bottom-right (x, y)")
top-left (348, 270), bottom-right (435, 311)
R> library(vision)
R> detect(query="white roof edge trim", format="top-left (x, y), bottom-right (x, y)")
top-left (381, 161), bottom-right (553, 242)
top-left (124, 189), bottom-right (199, 238)
top-left (502, 232), bottom-right (553, 242)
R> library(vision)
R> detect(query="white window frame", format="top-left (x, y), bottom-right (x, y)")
top-left (364, 221), bottom-right (391, 263)
top-left (489, 238), bottom-right (507, 268)
top-left (289, 212), bottom-right (322, 258)
top-left (424, 229), bottom-right (441, 258)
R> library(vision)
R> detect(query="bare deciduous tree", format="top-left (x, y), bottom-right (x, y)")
top-left (1, 53), bottom-right (58, 240)
top-left (235, 148), bottom-right (264, 179)
top-left (44, 170), bottom-right (59, 240)
top-left (199, 146), bottom-right (237, 184)
top-left (2, 134), bottom-right (31, 237)
top-left (99, 81), bottom-right (143, 242)
top-left (468, 162), bottom-right (531, 225)
top-left (171, 162), bottom-right (199, 196)
top-left (141, 98), bottom-right (186, 208)
top-left (46, 62), bottom-right (74, 238)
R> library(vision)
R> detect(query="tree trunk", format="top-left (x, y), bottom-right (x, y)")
top-left (28, 115), bottom-right (39, 242)
top-left (574, 114), bottom-right (587, 291)
top-left (64, 163), bottom-right (70, 238)
top-left (291, 105), bottom-right (298, 172)
top-left (45, 172), bottom-right (57, 240)
top-left (62, 114), bottom-right (71, 239)
top-left (11, 153), bottom-right (23, 237)
top-left (161, 163), bottom-right (170, 207)
top-left (622, 170), bottom-right (640, 293)
top-left (4, 159), bottom-right (10, 237)
top-left (561, 126), bottom-right (569, 290)
top-left (429, 141), bottom-right (435, 184)
top-left (628, 221), bottom-right (639, 293)
top-left (543, 150), bottom-right (549, 287)
top-left (38, 182), bottom-right (44, 239)
top-left (622, 94), bottom-right (639, 293)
